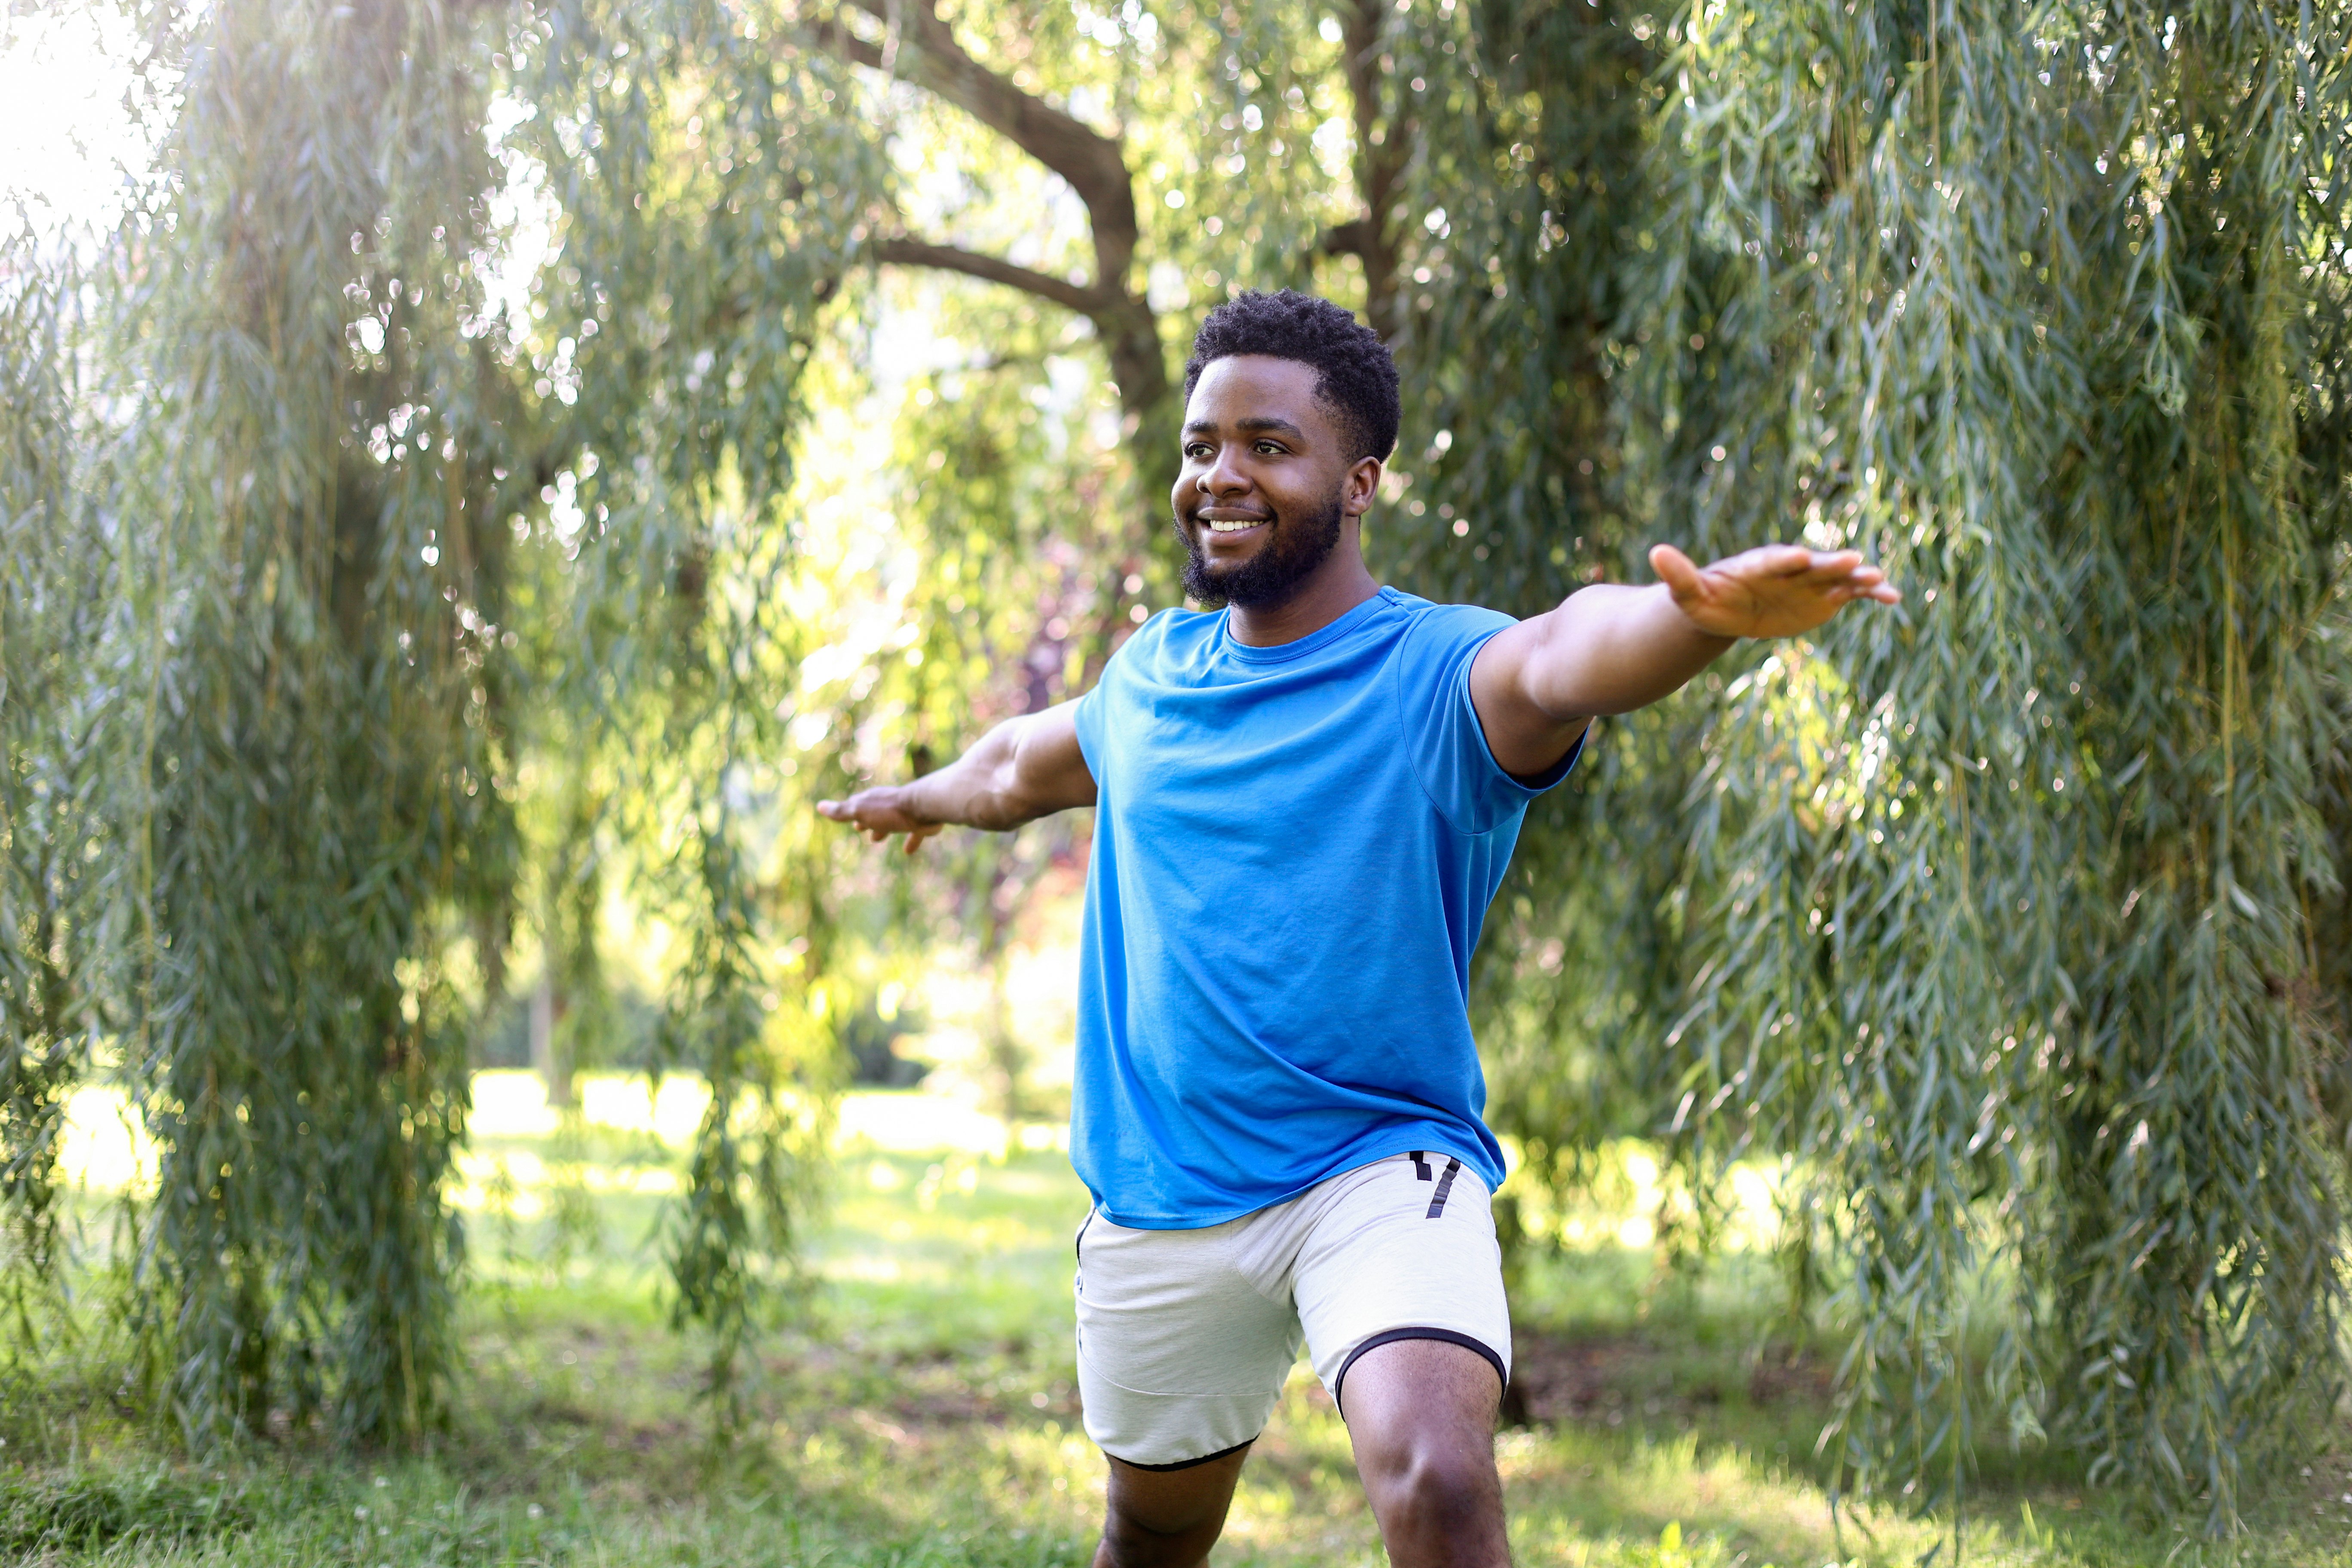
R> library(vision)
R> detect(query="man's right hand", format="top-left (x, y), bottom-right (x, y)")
top-left (815, 699), bottom-right (1098, 850)
top-left (816, 788), bottom-right (944, 854)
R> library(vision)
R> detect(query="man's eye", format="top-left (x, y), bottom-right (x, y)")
top-left (1185, 444), bottom-right (1211, 459)
top-left (1255, 441), bottom-right (1285, 455)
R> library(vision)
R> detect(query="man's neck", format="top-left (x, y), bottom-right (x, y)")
top-left (1223, 537), bottom-right (1381, 648)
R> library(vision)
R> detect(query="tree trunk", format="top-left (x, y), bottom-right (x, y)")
top-left (1332, 0), bottom-right (1409, 342)
top-left (530, 974), bottom-right (572, 1110)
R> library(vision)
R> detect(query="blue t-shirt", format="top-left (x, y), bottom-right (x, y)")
top-left (1068, 586), bottom-right (1579, 1228)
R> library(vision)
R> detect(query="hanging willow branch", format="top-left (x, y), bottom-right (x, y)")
top-left (0, 228), bottom-right (113, 1413)
top-left (1390, 0), bottom-right (2352, 1532)
top-left (103, 0), bottom-right (520, 1446)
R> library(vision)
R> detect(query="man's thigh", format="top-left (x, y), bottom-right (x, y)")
top-left (1073, 1208), bottom-right (1302, 1469)
top-left (1288, 1154), bottom-right (1516, 1568)
top-left (1288, 1152), bottom-right (1512, 1416)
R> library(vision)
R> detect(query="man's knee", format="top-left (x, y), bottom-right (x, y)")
top-left (1340, 1339), bottom-right (1510, 1565)
top-left (1097, 1509), bottom-right (1215, 1568)
top-left (1360, 1436), bottom-right (1501, 1523)
top-left (1102, 1488), bottom-right (1225, 1543)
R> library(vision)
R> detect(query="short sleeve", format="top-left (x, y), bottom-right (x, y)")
top-left (1394, 604), bottom-right (1584, 836)
top-left (1072, 679), bottom-right (1106, 780)
top-left (1072, 611), bottom-right (1161, 783)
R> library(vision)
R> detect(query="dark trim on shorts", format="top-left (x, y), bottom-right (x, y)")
top-left (1106, 1436), bottom-right (1257, 1472)
top-left (1332, 1328), bottom-right (1508, 1418)
top-left (1425, 1157), bottom-right (1463, 1218)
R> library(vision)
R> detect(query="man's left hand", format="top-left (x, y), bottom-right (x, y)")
top-left (1649, 542), bottom-right (1901, 641)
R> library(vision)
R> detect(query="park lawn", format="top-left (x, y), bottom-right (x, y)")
top-left (10, 1084), bottom-right (2352, 1566)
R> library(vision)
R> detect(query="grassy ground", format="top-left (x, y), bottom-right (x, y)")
top-left (10, 1081), bottom-right (2352, 1566)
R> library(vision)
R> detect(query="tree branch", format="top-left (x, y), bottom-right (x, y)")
top-left (810, 0), bottom-right (1177, 523)
top-left (870, 237), bottom-right (1111, 320)
top-left (817, 17), bottom-right (887, 73)
top-left (827, 0), bottom-right (1142, 290)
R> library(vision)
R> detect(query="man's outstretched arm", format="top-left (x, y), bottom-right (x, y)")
top-left (1471, 543), bottom-right (1901, 778)
top-left (817, 700), bottom-right (1098, 853)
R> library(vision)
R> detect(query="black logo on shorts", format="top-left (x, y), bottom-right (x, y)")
top-left (1407, 1152), bottom-right (1462, 1218)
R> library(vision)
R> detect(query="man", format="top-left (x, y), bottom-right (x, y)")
top-left (820, 291), bottom-right (1898, 1567)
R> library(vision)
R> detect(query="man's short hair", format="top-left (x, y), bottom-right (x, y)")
top-left (1182, 290), bottom-right (1400, 463)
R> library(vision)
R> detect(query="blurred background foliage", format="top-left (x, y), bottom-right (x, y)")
top-left (1, 0), bottom-right (2348, 1540)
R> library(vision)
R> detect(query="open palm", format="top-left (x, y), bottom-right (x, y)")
top-left (1650, 542), bottom-right (1900, 639)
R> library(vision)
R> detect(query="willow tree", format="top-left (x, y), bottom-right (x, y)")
top-left (1365, 0), bottom-right (2352, 1532)
top-left (0, 0), bottom-right (852, 1444)
top-left (0, 232), bottom-right (116, 1431)
top-left (83, 0), bottom-right (523, 1446)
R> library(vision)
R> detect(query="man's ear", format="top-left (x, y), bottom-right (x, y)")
top-left (1344, 455), bottom-right (1384, 517)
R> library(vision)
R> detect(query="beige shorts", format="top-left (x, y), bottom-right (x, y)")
top-left (1072, 1151), bottom-right (1510, 1470)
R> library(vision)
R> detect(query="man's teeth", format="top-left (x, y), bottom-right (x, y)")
top-left (1207, 518), bottom-right (1265, 532)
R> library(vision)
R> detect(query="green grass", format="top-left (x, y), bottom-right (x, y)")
top-left (12, 1082), bottom-right (2352, 1565)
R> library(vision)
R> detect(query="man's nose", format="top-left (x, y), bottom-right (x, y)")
top-left (1199, 447), bottom-right (1251, 496)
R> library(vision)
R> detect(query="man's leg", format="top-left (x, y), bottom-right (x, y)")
top-left (1287, 1155), bottom-right (1516, 1566)
top-left (1075, 1206), bottom-right (1297, 1567)
top-left (1341, 1337), bottom-right (1510, 1568)
top-left (1093, 1445), bottom-right (1253, 1568)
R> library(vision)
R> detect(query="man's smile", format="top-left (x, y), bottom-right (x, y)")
top-left (1197, 508), bottom-right (1271, 539)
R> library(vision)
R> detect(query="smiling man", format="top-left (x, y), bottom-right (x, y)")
top-left (819, 291), bottom-right (1897, 1568)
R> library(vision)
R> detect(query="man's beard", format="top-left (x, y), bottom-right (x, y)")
top-left (1176, 486), bottom-right (1347, 610)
